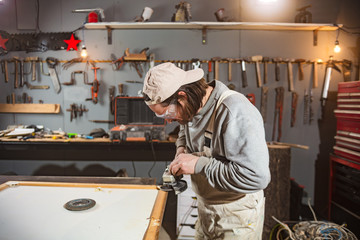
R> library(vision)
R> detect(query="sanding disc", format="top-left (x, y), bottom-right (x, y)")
top-left (64, 198), bottom-right (96, 211)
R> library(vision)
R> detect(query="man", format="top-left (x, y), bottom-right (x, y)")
top-left (143, 62), bottom-right (270, 239)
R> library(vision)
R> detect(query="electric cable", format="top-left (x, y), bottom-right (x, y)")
top-left (147, 140), bottom-right (157, 177)
top-left (271, 198), bottom-right (358, 240)
top-left (177, 197), bottom-right (197, 238)
top-left (132, 160), bottom-right (136, 177)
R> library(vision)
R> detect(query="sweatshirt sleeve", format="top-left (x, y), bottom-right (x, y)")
top-left (196, 98), bottom-right (271, 193)
top-left (175, 124), bottom-right (186, 149)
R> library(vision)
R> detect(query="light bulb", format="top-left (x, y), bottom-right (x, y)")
top-left (334, 40), bottom-right (341, 53)
top-left (80, 45), bottom-right (87, 58)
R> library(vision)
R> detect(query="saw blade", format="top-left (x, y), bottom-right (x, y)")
top-left (48, 68), bottom-right (61, 93)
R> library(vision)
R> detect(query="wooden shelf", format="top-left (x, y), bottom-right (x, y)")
top-left (0, 104), bottom-right (61, 114)
top-left (84, 21), bottom-right (341, 31)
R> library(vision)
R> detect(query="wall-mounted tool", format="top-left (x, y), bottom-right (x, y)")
top-left (291, 92), bottom-right (298, 127)
top-left (272, 87), bottom-right (284, 142)
top-left (118, 83), bottom-right (125, 96)
top-left (40, 59), bottom-right (50, 76)
top-left (273, 57), bottom-right (282, 82)
top-left (240, 58), bottom-right (248, 88)
top-left (46, 57), bottom-right (61, 93)
top-left (295, 59), bottom-right (306, 81)
top-left (226, 58), bottom-right (233, 82)
top-left (66, 103), bottom-right (89, 122)
top-left (211, 57), bottom-right (221, 80)
top-left (160, 166), bottom-right (187, 195)
top-left (207, 61), bottom-right (212, 82)
top-left (26, 57), bottom-right (39, 81)
top-left (304, 89), bottom-right (309, 124)
top-left (251, 55), bottom-right (263, 88)
top-left (1, 59), bottom-right (9, 83)
top-left (125, 80), bottom-right (143, 84)
top-left (0, 30), bottom-right (76, 52)
top-left (24, 82), bottom-right (50, 90)
top-left (123, 48), bottom-right (148, 61)
top-left (63, 70), bottom-right (87, 85)
top-left (342, 59), bottom-right (352, 82)
top-left (111, 54), bottom-right (125, 70)
top-left (321, 56), bottom-right (341, 106)
top-left (309, 90), bottom-right (314, 124)
top-left (285, 58), bottom-right (295, 92)
top-left (311, 59), bottom-right (319, 88)
top-left (172, 1), bottom-right (192, 22)
top-left (12, 57), bottom-right (20, 88)
top-left (85, 67), bottom-right (100, 104)
top-left (109, 86), bottom-right (115, 115)
top-left (260, 86), bottom-right (268, 123)
top-left (15, 57), bottom-right (31, 87)
top-left (263, 57), bottom-right (270, 84)
top-left (191, 58), bottom-right (201, 69)
top-left (246, 93), bottom-right (255, 105)
top-left (72, 8), bottom-right (105, 22)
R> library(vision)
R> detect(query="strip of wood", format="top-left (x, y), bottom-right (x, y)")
top-left (0, 181), bottom-right (158, 190)
top-left (0, 104), bottom-right (60, 114)
top-left (143, 190), bottom-right (168, 240)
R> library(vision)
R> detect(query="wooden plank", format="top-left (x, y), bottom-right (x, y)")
top-left (144, 190), bottom-right (168, 240)
top-left (0, 176), bottom-right (156, 185)
top-left (85, 22), bottom-right (341, 31)
top-left (4, 181), bottom-right (159, 190)
top-left (0, 104), bottom-right (60, 113)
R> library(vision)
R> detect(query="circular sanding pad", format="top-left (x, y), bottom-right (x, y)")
top-left (64, 198), bottom-right (96, 211)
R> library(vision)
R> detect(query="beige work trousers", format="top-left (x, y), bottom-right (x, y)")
top-left (194, 190), bottom-right (265, 240)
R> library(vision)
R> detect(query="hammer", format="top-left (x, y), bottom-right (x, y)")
top-left (295, 58), bottom-right (306, 81)
top-left (211, 57), bottom-right (221, 80)
top-left (226, 58), bottom-right (233, 82)
top-left (272, 57), bottom-right (282, 82)
top-left (240, 58), bottom-right (248, 88)
top-left (311, 59), bottom-right (320, 88)
top-left (284, 58), bottom-right (295, 92)
top-left (251, 55), bottom-right (263, 88)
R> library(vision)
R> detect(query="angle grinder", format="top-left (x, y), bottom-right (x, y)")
top-left (160, 166), bottom-right (187, 195)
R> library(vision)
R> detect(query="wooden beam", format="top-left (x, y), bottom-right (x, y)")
top-left (0, 104), bottom-right (60, 114)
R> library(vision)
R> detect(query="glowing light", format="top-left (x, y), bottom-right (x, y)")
top-left (80, 45), bottom-right (87, 58)
top-left (334, 40), bottom-right (341, 53)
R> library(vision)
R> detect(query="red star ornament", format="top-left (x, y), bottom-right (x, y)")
top-left (0, 35), bottom-right (9, 50)
top-left (64, 34), bottom-right (81, 51)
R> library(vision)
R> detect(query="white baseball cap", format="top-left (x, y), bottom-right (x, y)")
top-left (143, 62), bottom-right (204, 105)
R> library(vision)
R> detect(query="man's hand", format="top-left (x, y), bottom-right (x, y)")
top-left (175, 146), bottom-right (186, 157)
top-left (169, 153), bottom-right (199, 176)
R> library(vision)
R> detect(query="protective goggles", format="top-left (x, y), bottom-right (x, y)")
top-left (155, 103), bottom-right (177, 119)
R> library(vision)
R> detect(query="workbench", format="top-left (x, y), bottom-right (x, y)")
top-left (0, 139), bottom-right (292, 239)
top-left (0, 176), bottom-right (169, 240)
top-left (0, 138), bottom-right (176, 161)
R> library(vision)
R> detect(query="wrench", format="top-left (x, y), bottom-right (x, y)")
top-left (46, 57), bottom-right (61, 93)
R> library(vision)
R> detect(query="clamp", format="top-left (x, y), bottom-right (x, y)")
top-left (63, 70), bottom-right (87, 85)
top-left (85, 67), bottom-right (100, 104)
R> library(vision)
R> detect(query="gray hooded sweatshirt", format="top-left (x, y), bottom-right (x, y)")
top-left (176, 80), bottom-right (270, 204)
